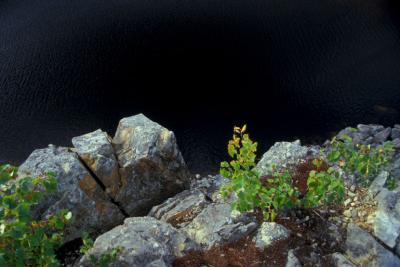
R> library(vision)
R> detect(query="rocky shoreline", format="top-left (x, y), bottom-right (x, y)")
top-left (15, 114), bottom-right (400, 266)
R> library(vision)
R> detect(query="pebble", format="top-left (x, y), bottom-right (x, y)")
top-left (347, 191), bottom-right (356, 197)
top-left (350, 202), bottom-right (356, 207)
top-left (344, 199), bottom-right (352, 206)
top-left (195, 174), bottom-right (201, 179)
top-left (343, 210), bottom-right (352, 218)
top-left (351, 209), bottom-right (358, 219)
top-left (350, 185), bottom-right (356, 192)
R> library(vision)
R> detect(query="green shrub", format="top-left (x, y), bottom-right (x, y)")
top-left (219, 125), bottom-right (266, 216)
top-left (0, 164), bottom-right (71, 267)
top-left (302, 159), bottom-right (345, 208)
top-left (219, 126), bottom-right (300, 220)
top-left (326, 133), bottom-right (395, 186)
top-left (220, 126), bottom-right (345, 221)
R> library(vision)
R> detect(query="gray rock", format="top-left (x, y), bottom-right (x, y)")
top-left (330, 253), bottom-right (356, 267)
top-left (392, 128), bottom-right (400, 140)
top-left (148, 188), bottom-right (210, 228)
top-left (182, 203), bottom-right (258, 248)
top-left (393, 138), bottom-right (400, 149)
top-left (148, 175), bottom-right (232, 229)
top-left (72, 129), bottom-right (121, 198)
top-left (189, 175), bottom-right (230, 202)
top-left (345, 223), bottom-right (400, 267)
top-left (112, 114), bottom-right (191, 216)
top-left (368, 171), bottom-right (389, 197)
top-left (373, 188), bottom-right (400, 248)
top-left (256, 140), bottom-right (310, 176)
top-left (75, 216), bottom-right (199, 267)
top-left (253, 222), bottom-right (290, 249)
top-left (337, 127), bottom-right (366, 144)
top-left (286, 250), bottom-right (302, 267)
top-left (18, 146), bottom-right (125, 242)
top-left (357, 124), bottom-right (385, 136)
top-left (373, 127), bottom-right (392, 143)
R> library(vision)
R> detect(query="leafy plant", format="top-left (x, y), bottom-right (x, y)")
top-left (220, 126), bottom-right (346, 221)
top-left (302, 159), bottom-right (345, 208)
top-left (326, 134), bottom-right (395, 185)
top-left (80, 231), bottom-right (94, 255)
top-left (219, 125), bottom-right (300, 221)
top-left (219, 126), bottom-right (262, 214)
top-left (80, 232), bottom-right (123, 267)
top-left (0, 164), bottom-right (71, 267)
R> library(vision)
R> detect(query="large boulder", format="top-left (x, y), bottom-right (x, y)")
top-left (72, 129), bottom-right (121, 198)
top-left (18, 146), bottom-right (125, 242)
top-left (345, 223), bottom-right (400, 266)
top-left (75, 217), bottom-right (200, 267)
top-left (256, 140), bottom-right (312, 176)
top-left (112, 114), bottom-right (191, 216)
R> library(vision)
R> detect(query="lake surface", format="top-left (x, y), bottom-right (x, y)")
top-left (1, 0), bottom-right (400, 173)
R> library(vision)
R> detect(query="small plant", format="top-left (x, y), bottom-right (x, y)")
top-left (80, 231), bottom-right (94, 255)
top-left (219, 125), bottom-right (300, 221)
top-left (0, 164), bottom-right (71, 267)
top-left (326, 134), bottom-right (395, 185)
top-left (220, 126), bottom-right (347, 221)
top-left (263, 169), bottom-right (300, 220)
top-left (302, 159), bottom-right (345, 208)
top-left (80, 232), bottom-right (123, 267)
top-left (219, 125), bottom-right (262, 214)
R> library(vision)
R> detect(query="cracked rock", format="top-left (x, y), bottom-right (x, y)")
top-left (18, 146), bottom-right (125, 243)
top-left (72, 129), bottom-right (121, 198)
top-left (112, 114), bottom-right (191, 216)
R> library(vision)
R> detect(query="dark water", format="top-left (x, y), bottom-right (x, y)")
top-left (1, 0), bottom-right (400, 173)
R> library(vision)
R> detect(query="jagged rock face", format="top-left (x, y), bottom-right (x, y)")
top-left (18, 146), bottom-right (125, 242)
top-left (256, 140), bottom-right (314, 176)
top-left (148, 188), bottom-right (211, 228)
top-left (337, 124), bottom-right (392, 145)
top-left (148, 175), bottom-right (230, 228)
top-left (75, 217), bottom-right (200, 267)
top-left (72, 129), bottom-right (121, 198)
top-left (112, 114), bottom-right (191, 216)
top-left (150, 175), bottom-right (257, 249)
top-left (345, 223), bottom-right (400, 267)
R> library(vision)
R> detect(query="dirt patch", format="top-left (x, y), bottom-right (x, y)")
top-left (173, 234), bottom-right (289, 267)
top-left (173, 205), bottom-right (345, 267)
